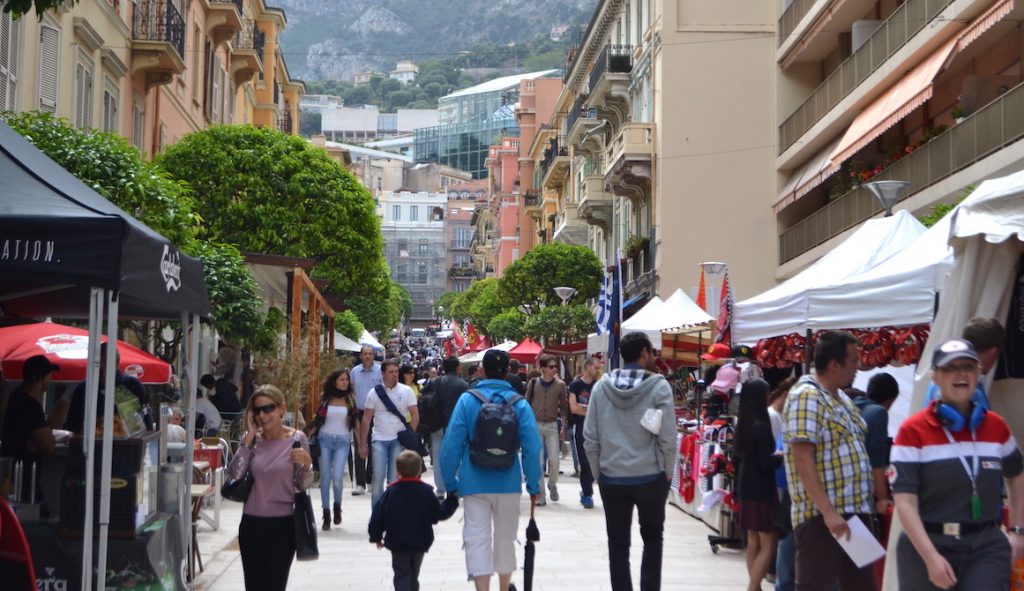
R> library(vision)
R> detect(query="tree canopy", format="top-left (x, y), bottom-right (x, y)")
top-left (498, 243), bottom-right (603, 310)
top-left (523, 304), bottom-right (596, 344)
top-left (157, 125), bottom-right (398, 331)
top-left (335, 310), bottom-right (365, 341)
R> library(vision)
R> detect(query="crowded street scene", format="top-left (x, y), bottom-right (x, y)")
top-left (3, 0), bottom-right (1024, 589)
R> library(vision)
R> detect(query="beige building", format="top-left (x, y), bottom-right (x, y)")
top-left (0, 0), bottom-right (302, 160)
top-left (530, 0), bottom-right (777, 303)
top-left (775, 0), bottom-right (1024, 278)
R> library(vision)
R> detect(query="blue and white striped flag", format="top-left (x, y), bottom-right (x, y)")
top-left (596, 271), bottom-right (612, 335)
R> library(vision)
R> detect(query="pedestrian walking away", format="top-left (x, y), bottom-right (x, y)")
top-left (567, 356), bottom-right (601, 509)
top-left (368, 450), bottom-right (459, 591)
top-left (419, 355), bottom-right (468, 498)
top-left (227, 385), bottom-right (314, 591)
top-left (351, 345), bottom-right (383, 496)
top-left (583, 332), bottom-right (676, 591)
top-left (440, 349), bottom-right (542, 591)
top-left (360, 360), bottom-right (419, 506)
top-left (306, 368), bottom-right (359, 530)
top-left (525, 354), bottom-right (568, 506)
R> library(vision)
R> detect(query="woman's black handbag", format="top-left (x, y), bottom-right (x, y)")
top-left (293, 490), bottom-right (320, 560)
top-left (221, 468), bottom-right (254, 503)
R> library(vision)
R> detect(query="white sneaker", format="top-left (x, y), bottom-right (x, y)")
top-left (352, 485), bottom-right (365, 496)
top-left (549, 486), bottom-right (559, 502)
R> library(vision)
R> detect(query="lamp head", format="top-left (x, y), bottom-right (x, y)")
top-left (864, 180), bottom-right (911, 217)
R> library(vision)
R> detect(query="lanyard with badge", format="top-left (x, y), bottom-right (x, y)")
top-left (941, 427), bottom-right (982, 521)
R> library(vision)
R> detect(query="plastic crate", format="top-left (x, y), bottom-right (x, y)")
top-left (59, 472), bottom-right (141, 538)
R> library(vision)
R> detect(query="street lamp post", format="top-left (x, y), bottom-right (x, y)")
top-left (701, 261), bottom-right (727, 320)
top-left (864, 180), bottom-right (912, 217)
top-left (553, 286), bottom-right (577, 306)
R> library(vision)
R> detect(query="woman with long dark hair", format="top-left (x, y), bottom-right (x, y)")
top-left (735, 378), bottom-right (782, 591)
top-left (399, 363), bottom-right (421, 397)
top-left (307, 368), bottom-right (358, 530)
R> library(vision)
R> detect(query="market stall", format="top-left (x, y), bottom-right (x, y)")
top-left (0, 120), bottom-right (210, 591)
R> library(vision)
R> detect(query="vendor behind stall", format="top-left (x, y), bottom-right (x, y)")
top-left (62, 348), bottom-right (147, 434)
top-left (1, 355), bottom-right (58, 498)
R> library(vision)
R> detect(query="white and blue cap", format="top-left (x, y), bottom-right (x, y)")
top-left (932, 338), bottom-right (980, 369)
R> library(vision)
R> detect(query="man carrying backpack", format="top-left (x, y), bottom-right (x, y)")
top-left (419, 356), bottom-right (469, 499)
top-left (440, 349), bottom-right (542, 591)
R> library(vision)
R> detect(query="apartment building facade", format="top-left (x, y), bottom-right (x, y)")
top-left (377, 190), bottom-right (448, 323)
top-left (515, 76), bottom-right (564, 254)
top-left (775, 0), bottom-right (1024, 277)
top-left (0, 0), bottom-right (301, 160)
top-left (445, 196), bottom-right (478, 293)
top-left (527, 0), bottom-right (777, 304)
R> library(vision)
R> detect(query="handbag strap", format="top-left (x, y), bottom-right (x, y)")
top-left (374, 384), bottom-right (412, 429)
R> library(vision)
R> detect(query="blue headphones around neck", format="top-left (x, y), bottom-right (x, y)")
top-left (933, 400), bottom-right (987, 433)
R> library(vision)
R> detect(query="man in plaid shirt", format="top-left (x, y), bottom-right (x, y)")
top-left (783, 330), bottom-right (876, 590)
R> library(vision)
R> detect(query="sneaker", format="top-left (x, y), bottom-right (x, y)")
top-left (536, 498), bottom-right (547, 507)
top-left (352, 485), bottom-right (365, 496)
top-left (549, 486), bottom-right (559, 502)
top-left (581, 496), bottom-right (594, 509)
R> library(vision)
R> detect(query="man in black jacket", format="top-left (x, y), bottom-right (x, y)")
top-left (505, 359), bottom-right (526, 395)
top-left (420, 356), bottom-right (468, 498)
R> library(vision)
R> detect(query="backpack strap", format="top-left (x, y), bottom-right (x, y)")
top-left (468, 388), bottom-right (523, 406)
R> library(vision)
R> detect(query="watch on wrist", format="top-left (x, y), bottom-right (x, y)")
top-left (1009, 526), bottom-right (1024, 535)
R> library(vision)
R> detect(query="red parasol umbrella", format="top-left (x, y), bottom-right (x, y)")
top-left (0, 322), bottom-right (171, 384)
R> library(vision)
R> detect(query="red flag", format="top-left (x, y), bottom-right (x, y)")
top-left (714, 272), bottom-right (733, 347)
top-left (466, 323), bottom-right (480, 349)
top-left (453, 322), bottom-right (466, 350)
top-left (696, 267), bottom-right (707, 311)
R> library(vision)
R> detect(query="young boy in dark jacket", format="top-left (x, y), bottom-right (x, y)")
top-left (368, 450), bottom-right (459, 591)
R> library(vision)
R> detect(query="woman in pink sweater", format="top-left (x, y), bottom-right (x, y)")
top-left (226, 385), bottom-right (313, 591)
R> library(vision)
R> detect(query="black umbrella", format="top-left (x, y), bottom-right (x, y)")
top-left (524, 496), bottom-right (540, 591)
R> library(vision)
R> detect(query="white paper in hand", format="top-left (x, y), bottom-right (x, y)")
top-left (834, 515), bottom-right (886, 568)
top-left (641, 408), bottom-right (662, 435)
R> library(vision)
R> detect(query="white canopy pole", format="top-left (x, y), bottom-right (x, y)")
top-left (96, 292), bottom-right (120, 588)
top-left (183, 312), bottom-right (201, 582)
top-left (81, 288), bottom-right (104, 591)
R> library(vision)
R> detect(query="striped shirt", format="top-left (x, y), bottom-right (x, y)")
top-left (783, 375), bottom-right (873, 526)
top-left (891, 404), bottom-right (1023, 524)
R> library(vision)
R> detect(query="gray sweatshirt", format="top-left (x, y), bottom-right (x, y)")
top-left (582, 368), bottom-right (677, 482)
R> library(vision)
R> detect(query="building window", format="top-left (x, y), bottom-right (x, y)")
top-left (74, 53), bottom-right (94, 129)
top-left (409, 205), bottom-right (418, 221)
top-left (192, 25), bottom-right (202, 103)
top-left (132, 96), bottom-right (145, 150)
top-left (102, 77), bottom-right (118, 133)
top-left (392, 205), bottom-right (401, 220)
top-left (418, 243), bottom-right (428, 256)
top-left (0, 12), bottom-right (19, 112)
top-left (38, 23), bottom-right (60, 113)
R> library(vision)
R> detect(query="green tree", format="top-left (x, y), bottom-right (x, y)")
top-left (1, 0), bottom-right (61, 17)
top-left (523, 304), bottom-right (595, 344)
top-left (335, 309), bottom-right (365, 341)
top-left (193, 242), bottom-right (269, 348)
top-left (434, 291), bottom-right (458, 318)
top-left (392, 284), bottom-right (413, 321)
top-left (449, 278), bottom-right (499, 325)
top-left (345, 86), bottom-right (373, 105)
top-left (386, 90), bottom-right (415, 109)
top-left (467, 279), bottom-right (504, 332)
top-left (486, 309), bottom-right (526, 342)
top-left (498, 243), bottom-right (603, 311)
top-left (380, 78), bottom-right (403, 94)
top-left (299, 111), bottom-right (322, 137)
top-left (157, 125), bottom-right (390, 317)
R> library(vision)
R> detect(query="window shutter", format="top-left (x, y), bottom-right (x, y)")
top-left (38, 24), bottom-right (59, 113)
top-left (211, 54), bottom-right (221, 123)
top-left (83, 61), bottom-right (93, 128)
top-left (74, 62), bottom-right (85, 126)
top-left (132, 99), bottom-right (144, 149)
top-left (0, 12), bottom-right (18, 112)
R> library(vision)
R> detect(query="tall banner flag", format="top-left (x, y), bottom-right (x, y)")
top-left (596, 271), bottom-right (612, 335)
top-left (452, 322), bottom-right (466, 351)
top-left (714, 271), bottom-right (734, 347)
top-left (696, 267), bottom-right (707, 311)
top-left (607, 251), bottom-right (623, 369)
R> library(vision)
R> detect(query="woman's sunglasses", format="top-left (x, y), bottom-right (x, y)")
top-left (253, 403), bottom-right (277, 415)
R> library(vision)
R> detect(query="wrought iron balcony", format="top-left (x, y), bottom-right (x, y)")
top-left (231, 19), bottom-right (265, 84)
top-left (131, 0), bottom-right (186, 89)
top-left (779, 80), bottom-right (1024, 263)
top-left (278, 111), bottom-right (293, 134)
top-left (539, 136), bottom-right (570, 189)
top-left (207, 0), bottom-right (244, 46)
top-left (589, 44), bottom-right (632, 93)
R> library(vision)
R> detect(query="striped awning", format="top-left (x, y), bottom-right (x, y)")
top-left (774, 138), bottom-right (842, 213)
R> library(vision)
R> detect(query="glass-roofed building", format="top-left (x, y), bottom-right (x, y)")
top-left (415, 70), bottom-right (560, 178)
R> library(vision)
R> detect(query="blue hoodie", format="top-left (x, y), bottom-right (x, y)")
top-left (440, 378), bottom-right (542, 496)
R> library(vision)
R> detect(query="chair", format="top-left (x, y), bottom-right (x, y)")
top-left (188, 466), bottom-right (213, 581)
top-left (0, 498), bottom-right (36, 591)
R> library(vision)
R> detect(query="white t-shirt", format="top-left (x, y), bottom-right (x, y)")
top-left (195, 396), bottom-right (222, 430)
top-left (364, 383), bottom-right (417, 442)
top-left (320, 405), bottom-right (350, 436)
top-left (767, 406), bottom-right (783, 442)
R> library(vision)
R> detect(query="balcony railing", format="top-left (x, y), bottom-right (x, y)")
top-left (566, 93), bottom-right (594, 136)
top-left (539, 136), bottom-right (568, 181)
top-left (253, 24), bottom-right (265, 65)
top-left (779, 0), bottom-right (954, 154)
top-left (212, 0), bottom-right (243, 13)
top-left (278, 112), bottom-right (292, 133)
top-left (523, 190), bottom-right (541, 207)
top-left (622, 242), bottom-right (653, 287)
top-left (234, 19), bottom-right (255, 48)
top-left (589, 44), bottom-right (632, 93)
top-left (778, 0), bottom-right (818, 48)
top-left (132, 0), bottom-right (185, 59)
top-left (448, 265), bottom-right (477, 278)
top-left (779, 80), bottom-right (1024, 263)
top-left (449, 240), bottom-right (472, 250)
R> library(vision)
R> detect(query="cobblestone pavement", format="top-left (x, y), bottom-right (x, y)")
top-left (193, 456), bottom-right (748, 590)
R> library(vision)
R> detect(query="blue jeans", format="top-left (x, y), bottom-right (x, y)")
top-left (371, 438), bottom-right (403, 505)
top-left (318, 433), bottom-right (350, 509)
top-left (776, 531), bottom-right (795, 591)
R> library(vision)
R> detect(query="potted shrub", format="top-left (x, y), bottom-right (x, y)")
top-left (951, 104), bottom-right (966, 124)
top-left (625, 234), bottom-right (649, 258)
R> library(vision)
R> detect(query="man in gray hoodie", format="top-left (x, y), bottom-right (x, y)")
top-left (583, 332), bottom-right (677, 591)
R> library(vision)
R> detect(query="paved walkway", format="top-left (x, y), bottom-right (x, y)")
top-left (193, 456), bottom-right (748, 590)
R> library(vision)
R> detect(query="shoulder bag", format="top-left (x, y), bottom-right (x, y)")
top-left (221, 442), bottom-right (255, 503)
top-left (374, 384), bottom-right (428, 455)
top-left (291, 433), bottom-right (320, 561)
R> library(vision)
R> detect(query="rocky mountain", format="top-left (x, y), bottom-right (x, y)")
top-left (274, 0), bottom-right (596, 80)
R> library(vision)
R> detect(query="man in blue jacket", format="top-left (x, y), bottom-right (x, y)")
top-left (441, 349), bottom-right (541, 591)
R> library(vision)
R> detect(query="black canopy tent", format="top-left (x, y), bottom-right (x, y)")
top-left (0, 120), bottom-right (210, 590)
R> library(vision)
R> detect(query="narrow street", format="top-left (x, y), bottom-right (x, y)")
top-left (194, 455), bottom-right (748, 590)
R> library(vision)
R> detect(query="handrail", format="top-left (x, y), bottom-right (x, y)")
top-left (589, 44), bottom-right (632, 93)
top-left (132, 0), bottom-right (185, 59)
top-left (779, 80), bottom-right (1024, 263)
top-left (778, 0), bottom-right (819, 48)
top-left (778, 0), bottom-right (954, 154)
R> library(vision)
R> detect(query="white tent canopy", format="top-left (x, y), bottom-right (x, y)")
top-left (733, 210), bottom-right (927, 344)
top-left (458, 340), bottom-right (518, 364)
top-left (661, 288), bottom-right (716, 331)
top-left (620, 296), bottom-right (664, 348)
top-left (805, 213), bottom-right (954, 331)
top-left (333, 331), bottom-right (362, 352)
top-left (360, 329), bottom-right (384, 351)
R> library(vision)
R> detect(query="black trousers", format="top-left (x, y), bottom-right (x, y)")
top-left (352, 411), bottom-right (371, 487)
top-left (391, 550), bottom-right (425, 591)
top-left (239, 514), bottom-right (295, 591)
top-left (599, 478), bottom-right (670, 591)
top-left (573, 422), bottom-right (594, 497)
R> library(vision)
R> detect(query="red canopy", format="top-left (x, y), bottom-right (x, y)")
top-left (0, 322), bottom-right (171, 384)
top-left (509, 338), bottom-right (544, 364)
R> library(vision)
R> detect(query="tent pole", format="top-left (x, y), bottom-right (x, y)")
top-left (97, 291), bottom-right (120, 589)
top-left (81, 288), bottom-right (104, 591)
top-left (182, 312), bottom-right (202, 587)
